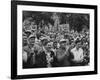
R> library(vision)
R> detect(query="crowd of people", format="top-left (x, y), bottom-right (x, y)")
top-left (22, 18), bottom-right (90, 68)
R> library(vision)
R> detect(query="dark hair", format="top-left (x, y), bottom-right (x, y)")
top-left (29, 36), bottom-right (35, 39)
top-left (53, 41), bottom-right (57, 43)
top-left (25, 31), bottom-right (31, 37)
top-left (60, 41), bottom-right (66, 44)
top-left (75, 40), bottom-right (81, 44)
top-left (41, 39), bottom-right (48, 46)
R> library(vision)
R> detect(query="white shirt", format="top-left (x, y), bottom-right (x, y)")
top-left (23, 51), bottom-right (28, 63)
top-left (71, 47), bottom-right (84, 62)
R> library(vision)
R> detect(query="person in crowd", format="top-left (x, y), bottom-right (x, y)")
top-left (52, 41), bottom-right (59, 56)
top-left (23, 33), bottom-right (28, 46)
top-left (35, 38), bottom-right (48, 68)
top-left (24, 30), bottom-right (32, 38)
top-left (23, 34), bottom-right (37, 68)
top-left (56, 39), bottom-right (70, 67)
top-left (70, 40), bottom-right (84, 66)
top-left (45, 42), bottom-right (57, 67)
top-left (35, 40), bottom-right (57, 68)
top-left (23, 18), bottom-right (32, 32)
top-left (39, 36), bottom-right (50, 51)
top-left (81, 42), bottom-right (90, 65)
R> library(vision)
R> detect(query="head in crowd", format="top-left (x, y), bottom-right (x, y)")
top-left (75, 40), bottom-right (82, 49)
top-left (44, 41), bottom-right (53, 52)
top-left (40, 36), bottom-right (50, 46)
top-left (41, 39), bottom-right (48, 46)
top-left (71, 42), bottom-right (76, 48)
top-left (53, 41), bottom-right (58, 49)
top-left (59, 39), bottom-right (67, 48)
top-left (25, 30), bottom-right (31, 37)
top-left (28, 34), bottom-right (36, 45)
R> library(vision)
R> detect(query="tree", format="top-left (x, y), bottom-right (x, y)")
top-left (69, 14), bottom-right (89, 32)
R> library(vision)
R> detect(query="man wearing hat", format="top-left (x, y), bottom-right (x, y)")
top-left (40, 36), bottom-right (50, 49)
top-left (23, 34), bottom-right (37, 68)
top-left (56, 38), bottom-right (70, 67)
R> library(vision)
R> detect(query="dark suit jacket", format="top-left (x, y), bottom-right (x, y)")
top-left (35, 50), bottom-right (57, 68)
